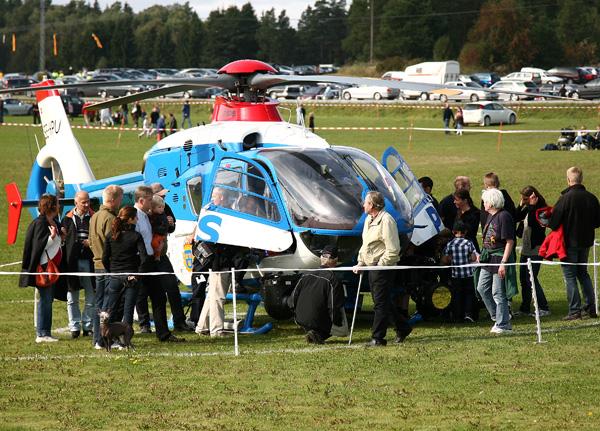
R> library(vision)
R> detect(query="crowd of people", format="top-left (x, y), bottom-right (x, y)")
top-left (19, 166), bottom-right (600, 348)
top-left (82, 100), bottom-right (191, 141)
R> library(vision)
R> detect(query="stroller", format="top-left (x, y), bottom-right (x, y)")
top-left (556, 127), bottom-right (575, 150)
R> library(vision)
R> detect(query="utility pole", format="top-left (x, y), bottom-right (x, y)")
top-left (369, 0), bottom-right (374, 64)
top-left (39, 0), bottom-right (45, 71)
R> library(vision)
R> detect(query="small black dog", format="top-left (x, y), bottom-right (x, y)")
top-left (99, 311), bottom-right (134, 352)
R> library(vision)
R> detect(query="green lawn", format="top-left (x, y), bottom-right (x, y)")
top-left (1, 102), bottom-right (600, 430)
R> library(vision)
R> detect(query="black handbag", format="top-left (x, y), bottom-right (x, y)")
top-left (192, 241), bottom-right (216, 268)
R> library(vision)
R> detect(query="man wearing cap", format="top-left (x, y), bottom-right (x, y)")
top-left (286, 245), bottom-right (346, 344)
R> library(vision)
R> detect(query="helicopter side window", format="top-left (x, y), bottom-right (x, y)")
top-left (385, 157), bottom-right (424, 208)
top-left (186, 177), bottom-right (203, 215)
top-left (212, 159), bottom-right (280, 222)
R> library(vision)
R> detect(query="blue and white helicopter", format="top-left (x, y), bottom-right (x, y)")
top-left (6, 60), bottom-right (548, 325)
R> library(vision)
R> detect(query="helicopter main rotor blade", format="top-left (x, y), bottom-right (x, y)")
top-left (86, 84), bottom-right (224, 110)
top-left (249, 74), bottom-right (574, 101)
top-left (0, 74), bottom-right (237, 96)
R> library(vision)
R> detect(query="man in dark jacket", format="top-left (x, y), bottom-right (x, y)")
top-left (287, 245), bottom-right (346, 344)
top-left (549, 166), bottom-right (600, 320)
top-left (62, 191), bottom-right (95, 338)
top-left (439, 176), bottom-right (471, 230)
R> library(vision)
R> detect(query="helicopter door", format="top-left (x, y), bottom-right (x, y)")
top-left (196, 154), bottom-right (293, 251)
top-left (381, 147), bottom-right (443, 245)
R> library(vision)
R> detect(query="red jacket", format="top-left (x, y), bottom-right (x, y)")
top-left (539, 225), bottom-right (567, 261)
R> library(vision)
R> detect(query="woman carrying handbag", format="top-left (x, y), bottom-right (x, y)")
top-left (19, 194), bottom-right (64, 343)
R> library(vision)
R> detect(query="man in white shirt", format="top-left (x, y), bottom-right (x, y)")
top-left (134, 186), bottom-right (183, 343)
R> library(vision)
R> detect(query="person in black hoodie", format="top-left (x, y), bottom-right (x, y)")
top-left (549, 167), bottom-right (600, 320)
top-left (514, 186), bottom-right (550, 317)
top-left (103, 206), bottom-right (149, 326)
top-left (286, 245), bottom-right (346, 344)
top-left (480, 172), bottom-right (516, 231)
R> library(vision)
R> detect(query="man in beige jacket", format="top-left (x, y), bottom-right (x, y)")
top-left (354, 191), bottom-right (412, 346)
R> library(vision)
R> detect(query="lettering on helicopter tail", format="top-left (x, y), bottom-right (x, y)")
top-left (198, 214), bottom-right (222, 243)
top-left (183, 243), bottom-right (193, 272)
top-left (426, 206), bottom-right (443, 231)
top-left (41, 119), bottom-right (61, 140)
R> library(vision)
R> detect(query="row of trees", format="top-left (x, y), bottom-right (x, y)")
top-left (0, 0), bottom-right (598, 74)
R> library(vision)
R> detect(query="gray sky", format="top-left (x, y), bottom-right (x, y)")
top-left (51, 0), bottom-right (314, 23)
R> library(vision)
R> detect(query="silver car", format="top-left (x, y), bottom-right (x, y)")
top-left (1, 98), bottom-right (33, 116)
top-left (431, 81), bottom-right (496, 102)
top-left (462, 102), bottom-right (517, 126)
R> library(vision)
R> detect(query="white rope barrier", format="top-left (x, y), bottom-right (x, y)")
top-left (2, 259), bottom-right (599, 278)
top-left (230, 267), bottom-right (239, 357)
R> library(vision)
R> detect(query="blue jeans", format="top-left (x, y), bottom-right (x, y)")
top-left (67, 259), bottom-right (95, 332)
top-left (36, 286), bottom-right (54, 337)
top-left (443, 118), bottom-right (451, 134)
top-left (93, 269), bottom-right (110, 346)
top-left (561, 247), bottom-right (595, 315)
top-left (182, 115), bottom-right (192, 129)
top-left (519, 255), bottom-right (549, 313)
top-left (477, 268), bottom-right (511, 330)
top-left (107, 276), bottom-right (139, 326)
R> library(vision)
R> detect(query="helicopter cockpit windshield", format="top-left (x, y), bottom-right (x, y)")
top-left (259, 148), bottom-right (363, 230)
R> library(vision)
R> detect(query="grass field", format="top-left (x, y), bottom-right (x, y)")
top-left (1, 101), bottom-right (600, 430)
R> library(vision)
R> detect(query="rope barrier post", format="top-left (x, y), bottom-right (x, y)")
top-left (408, 120), bottom-right (414, 151)
top-left (593, 240), bottom-right (598, 316)
top-left (527, 258), bottom-right (544, 344)
top-left (231, 267), bottom-right (239, 357)
top-left (497, 122), bottom-right (503, 152)
top-left (348, 272), bottom-right (364, 345)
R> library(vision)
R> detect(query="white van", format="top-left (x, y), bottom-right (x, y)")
top-left (403, 61), bottom-right (460, 100)
top-left (520, 67), bottom-right (563, 84)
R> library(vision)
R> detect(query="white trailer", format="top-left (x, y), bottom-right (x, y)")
top-left (403, 61), bottom-right (460, 100)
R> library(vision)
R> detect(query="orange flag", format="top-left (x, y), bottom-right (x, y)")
top-left (53, 33), bottom-right (58, 56)
top-left (11, 33), bottom-right (16, 52)
top-left (91, 33), bottom-right (103, 49)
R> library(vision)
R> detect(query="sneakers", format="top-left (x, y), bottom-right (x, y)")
top-left (365, 338), bottom-right (387, 347)
top-left (71, 330), bottom-right (80, 339)
top-left (94, 343), bottom-right (104, 350)
top-left (110, 342), bottom-right (125, 350)
top-left (35, 335), bottom-right (59, 343)
top-left (195, 326), bottom-right (210, 336)
top-left (529, 309), bottom-right (551, 317)
top-left (562, 312), bottom-right (582, 321)
top-left (490, 325), bottom-right (513, 334)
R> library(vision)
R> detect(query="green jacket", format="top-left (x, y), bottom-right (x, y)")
top-left (88, 205), bottom-right (117, 270)
top-left (473, 247), bottom-right (518, 299)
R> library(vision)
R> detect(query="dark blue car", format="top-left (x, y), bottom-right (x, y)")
top-left (469, 72), bottom-right (501, 88)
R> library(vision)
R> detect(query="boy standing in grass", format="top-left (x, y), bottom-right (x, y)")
top-left (442, 220), bottom-right (478, 322)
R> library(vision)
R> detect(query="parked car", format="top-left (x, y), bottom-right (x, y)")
top-left (578, 67), bottom-right (598, 82)
top-left (462, 102), bottom-right (517, 126)
top-left (520, 67), bottom-right (563, 84)
top-left (569, 78), bottom-right (600, 100)
top-left (1, 77), bottom-right (37, 96)
top-left (1, 98), bottom-right (33, 116)
top-left (430, 81), bottom-right (496, 102)
top-left (60, 95), bottom-right (84, 117)
top-left (469, 72), bottom-right (501, 88)
top-left (539, 82), bottom-right (578, 98)
top-left (501, 71), bottom-right (542, 86)
top-left (547, 67), bottom-right (586, 84)
top-left (342, 85), bottom-right (400, 100)
top-left (300, 84), bottom-right (343, 100)
top-left (489, 80), bottom-right (538, 100)
top-left (267, 85), bottom-right (303, 99)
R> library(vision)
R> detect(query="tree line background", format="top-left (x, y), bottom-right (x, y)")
top-left (0, 0), bottom-right (598, 75)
